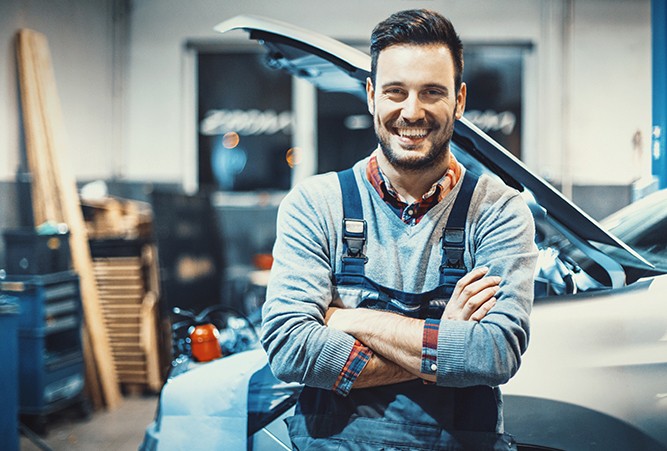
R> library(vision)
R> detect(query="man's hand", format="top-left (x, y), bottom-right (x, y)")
top-left (324, 305), bottom-right (341, 328)
top-left (442, 266), bottom-right (500, 322)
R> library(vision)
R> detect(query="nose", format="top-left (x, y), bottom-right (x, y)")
top-left (401, 93), bottom-right (426, 122)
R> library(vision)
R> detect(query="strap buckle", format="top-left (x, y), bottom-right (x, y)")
top-left (441, 227), bottom-right (465, 269)
top-left (343, 218), bottom-right (367, 259)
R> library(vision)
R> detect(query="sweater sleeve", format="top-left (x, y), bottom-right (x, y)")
top-left (260, 177), bottom-right (357, 390)
top-left (436, 185), bottom-right (538, 387)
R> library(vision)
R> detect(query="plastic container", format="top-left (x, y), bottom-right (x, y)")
top-left (190, 323), bottom-right (223, 362)
top-left (0, 295), bottom-right (20, 451)
top-left (3, 229), bottom-right (71, 275)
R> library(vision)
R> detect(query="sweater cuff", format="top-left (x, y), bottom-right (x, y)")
top-left (332, 340), bottom-right (373, 396)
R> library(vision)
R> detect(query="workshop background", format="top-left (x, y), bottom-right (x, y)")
top-left (0, 0), bottom-right (657, 450)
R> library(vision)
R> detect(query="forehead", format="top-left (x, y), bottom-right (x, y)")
top-left (376, 44), bottom-right (457, 87)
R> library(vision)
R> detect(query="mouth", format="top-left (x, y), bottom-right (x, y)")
top-left (393, 127), bottom-right (431, 145)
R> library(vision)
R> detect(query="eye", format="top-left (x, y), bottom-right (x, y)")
top-left (383, 87), bottom-right (406, 100)
top-left (423, 89), bottom-right (446, 99)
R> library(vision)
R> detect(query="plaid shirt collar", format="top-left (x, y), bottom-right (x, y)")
top-left (365, 148), bottom-right (462, 224)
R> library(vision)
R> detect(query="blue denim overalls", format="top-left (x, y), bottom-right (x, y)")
top-left (286, 169), bottom-right (517, 451)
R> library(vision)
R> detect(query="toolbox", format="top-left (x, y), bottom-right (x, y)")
top-left (0, 271), bottom-right (86, 425)
top-left (0, 295), bottom-right (20, 451)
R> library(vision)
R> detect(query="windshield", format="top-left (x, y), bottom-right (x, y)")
top-left (601, 190), bottom-right (667, 272)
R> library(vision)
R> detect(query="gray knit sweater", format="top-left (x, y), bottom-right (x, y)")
top-left (261, 157), bottom-right (538, 393)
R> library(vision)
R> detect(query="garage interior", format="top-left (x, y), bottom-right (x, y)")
top-left (0, 0), bottom-right (664, 450)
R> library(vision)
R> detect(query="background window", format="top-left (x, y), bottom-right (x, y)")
top-left (464, 44), bottom-right (528, 159)
top-left (198, 52), bottom-right (293, 191)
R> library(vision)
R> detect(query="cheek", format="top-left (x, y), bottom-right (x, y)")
top-left (376, 104), bottom-right (400, 126)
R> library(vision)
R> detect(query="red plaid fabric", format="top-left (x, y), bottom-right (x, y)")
top-left (333, 340), bottom-right (373, 396)
top-left (421, 318), bottom-right (440, 383)
top-left (366, 151), bottom-right (462, 224)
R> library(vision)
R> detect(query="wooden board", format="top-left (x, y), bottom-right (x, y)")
top-left (16, 29), bottom-right (122, 409)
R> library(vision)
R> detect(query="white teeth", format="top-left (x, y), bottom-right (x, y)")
top-left (397, 128), bottom-right (429, 138)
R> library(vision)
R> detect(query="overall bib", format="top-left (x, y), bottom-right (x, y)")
top-left (286, 169), bottom-right (517, 451)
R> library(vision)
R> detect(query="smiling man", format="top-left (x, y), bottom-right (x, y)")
top-left (261, 9), bottom-right (538, 450)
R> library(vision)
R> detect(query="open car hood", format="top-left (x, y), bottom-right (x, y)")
top-left (215, 15), bottom-right (653, 278)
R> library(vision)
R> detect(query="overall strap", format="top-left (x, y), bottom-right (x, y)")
top-left (337, 168), bottom-right (367, 275)
top-left (440, 171), bottom-right (479, 281)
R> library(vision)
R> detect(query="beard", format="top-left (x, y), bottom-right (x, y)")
top-left (375, 115), bottom-right (455, 171)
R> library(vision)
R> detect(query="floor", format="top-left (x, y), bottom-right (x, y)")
top-left (19, 394), bottom-right (159, 451)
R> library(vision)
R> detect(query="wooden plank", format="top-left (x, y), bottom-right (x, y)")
top-left (109, 334), bottom-right (141, 341)
top-left (107, 323), bottom-right (141, 330)
top-left (82, 326), bottom-right (103, 411)
top-left (30, 31), bottom-right (67, 221)
top-left (93, 263), bottom-right (143, 271)
top-left (16, 31), bottom-right (60, 224)
top-left (99, 289), bottom-right (144, 295)
top-left (143, 245), bottom-right (161, 299)
top-left (94, 269), bottom-right (143, 277)
top-left (98, 296), bottom-right (145, 305)
top-left (16, 29), bottom-right (122, 409)
top-left (140, 291), bottom-right (162, 391)
top-left (93, 257), bottom-right (142, 266)
top-left (101, 307), bottom-right (142, 316)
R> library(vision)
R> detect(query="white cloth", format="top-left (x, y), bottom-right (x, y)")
top-left (158, 348), bottom-right (268, 451)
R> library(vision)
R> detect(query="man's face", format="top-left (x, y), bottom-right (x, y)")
top-left (367, 44), bottom-right (466, 171)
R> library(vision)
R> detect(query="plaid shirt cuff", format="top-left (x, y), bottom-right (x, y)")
top-left (333, 340), bottom-right (373, 396)
top-left (421, 318), bottom-right (440, 379)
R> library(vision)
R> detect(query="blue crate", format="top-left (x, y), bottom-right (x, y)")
top-left (0, 295), bottom-right (20, 451)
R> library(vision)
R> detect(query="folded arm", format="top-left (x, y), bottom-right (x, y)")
top-left (326, 267), bottom-right (500, 384)
top-left (327, 191), bottom-right (538, 389)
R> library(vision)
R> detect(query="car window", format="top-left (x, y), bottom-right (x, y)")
top-left (601, 190), bottom-right (667, 273)
top-left (605, 217), bottom-right (667, 272)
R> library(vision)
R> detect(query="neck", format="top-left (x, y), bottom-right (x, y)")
top-left (376, 149), bottom-right (450, 203)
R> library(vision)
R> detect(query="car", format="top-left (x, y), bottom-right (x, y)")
top-left (141, 15), bottom-right (667, 451)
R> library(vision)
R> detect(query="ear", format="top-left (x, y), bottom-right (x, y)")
top-left (366, 77), bottom-right (375, 115)
top-left (455, 82), bottom-right (467, 119)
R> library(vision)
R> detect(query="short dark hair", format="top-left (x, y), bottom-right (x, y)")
top-left (370, 9), bottom-right (464, 92)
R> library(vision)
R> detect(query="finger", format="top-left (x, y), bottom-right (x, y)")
top-left (469, 298), bottom-right (497, 322)
top-left (455, 275), bottom-right (501, 307)
top-left (451, 266), bottom-right (489, 300)
top-left (461, 285), bottom-right (499, 319)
